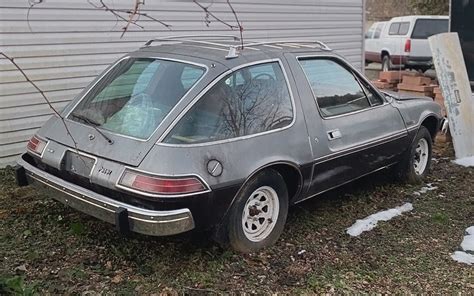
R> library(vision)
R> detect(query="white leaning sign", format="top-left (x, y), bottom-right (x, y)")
top-left (429, 33), bottom-right (474, 158)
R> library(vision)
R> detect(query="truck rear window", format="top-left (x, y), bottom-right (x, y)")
top-left (411, 19), bottom-right (449, 39)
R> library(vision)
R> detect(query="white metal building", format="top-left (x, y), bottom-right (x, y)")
top-left (0, 0), bottom-right (365, 167)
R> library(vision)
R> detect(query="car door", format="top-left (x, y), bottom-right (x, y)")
top-left (289, 55), bottom-right (409, 197)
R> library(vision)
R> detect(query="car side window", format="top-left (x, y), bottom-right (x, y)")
top-left (164, 62), bottom-right (294, 144)
top-left (365, 23), bottom-right (377, 39)
top-left (398, 22), bottom-right (410, 35)
top-left (389, 23), bottom-right (401, 35)
top-left (374, 23), bottom-right (384, 39)
top-left (299, 58), bottom-right (375, 117)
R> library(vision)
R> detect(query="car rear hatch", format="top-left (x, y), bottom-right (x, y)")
top-left (41, 54), bottom-right (221, 167)
top-left (409, 18), bottom-right (449, 58)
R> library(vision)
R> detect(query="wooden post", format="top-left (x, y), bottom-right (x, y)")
top-left (429, 33), bottom-right (474, 158)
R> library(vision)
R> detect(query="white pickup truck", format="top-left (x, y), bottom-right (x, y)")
top-left (365, 15), bottom-right (449, 72)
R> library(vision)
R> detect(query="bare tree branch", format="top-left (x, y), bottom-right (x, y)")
top-left (87, 0), bottom-right (171, 38)
top-left (26, 0), bottom-right (44, 32)
top-left (0, 52), bottom-right (80, 152)
top-left (193, 0), bottom-right (244, 48)
top-left (193, 0), bottom-right (239, 30)
top-left (226, 0), bottom-right (244, 49)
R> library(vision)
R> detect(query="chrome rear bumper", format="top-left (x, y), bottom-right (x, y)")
top-left (16, 156), bottom-right (195, 236)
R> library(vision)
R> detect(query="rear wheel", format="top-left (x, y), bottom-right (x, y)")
top-left (382, 55), bottom-right (392, 72)
top-left (227, 169), bottom-right (288, 253)
top-left (394, 126), bottom-right (432, 184)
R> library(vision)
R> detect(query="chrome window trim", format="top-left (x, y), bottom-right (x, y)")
top-left (64, 56), bottom-right (209, 142)
top-left (296, 54), bottom-right (391, 120)
top-left (115, 166), bottom-right (212, 198)
top-left (311, 129), bottom-right (407, 164)
top-left (156, 58), bottom-right (297, 147)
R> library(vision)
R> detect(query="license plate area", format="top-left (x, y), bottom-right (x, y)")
top-left (62, 151), bottom-right (96, 178)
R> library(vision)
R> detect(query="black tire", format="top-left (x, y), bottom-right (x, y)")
top-left (227, 169), bottom-right (288, 253)
top-left (382, 55), bottom-right (392, 72)
top-left (394, 126), bottom-right (433, 184)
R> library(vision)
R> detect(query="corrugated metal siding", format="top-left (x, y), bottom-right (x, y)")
top-left (0, 0), bottom-right (364, 167)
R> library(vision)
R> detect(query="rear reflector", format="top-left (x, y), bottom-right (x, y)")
top-left (118, 169), bottom-right (208, 196)
top-left (27, 136), bottom-right (47, 156)
top-left (404, 39), bottom-right (411, 53)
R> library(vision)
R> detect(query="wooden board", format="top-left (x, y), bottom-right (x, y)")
top-left (429, 33), bottom-right (474, 158)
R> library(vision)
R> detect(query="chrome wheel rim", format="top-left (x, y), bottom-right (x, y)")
top-left (242, 186), bottom-right (279, 242)
top-left (413, 138), bottom-right (429, 175)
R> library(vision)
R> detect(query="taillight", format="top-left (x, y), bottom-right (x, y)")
top-left (404, 39), bottom-right (411, 53)
top-left (27, 135), bottom-right (47, 156)
top-left (118, 169), bottom-right (208, 196)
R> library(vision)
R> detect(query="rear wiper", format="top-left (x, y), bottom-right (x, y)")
top-left (70, 113), bottom-right (114, 144)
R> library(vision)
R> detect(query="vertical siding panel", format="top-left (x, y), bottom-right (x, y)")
top-left (0, 0), bottom-right (363, 166)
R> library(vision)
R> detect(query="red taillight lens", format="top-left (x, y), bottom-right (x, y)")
top-left (404, 39), bottom-right (411, 53)
top-left (119, 170), bottom-right (208, 196)
top-left (27, 135), bottom-right (47, 156)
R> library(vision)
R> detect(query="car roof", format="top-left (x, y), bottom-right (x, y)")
top-left (133, 37), bottom-right (336, 68)
top-left (389, 15), bottom-right (449, 22)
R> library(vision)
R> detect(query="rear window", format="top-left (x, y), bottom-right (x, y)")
top-left (411, 19), bottom-right (449, 39)
top-left (69, 58), bottom-right (205, 139)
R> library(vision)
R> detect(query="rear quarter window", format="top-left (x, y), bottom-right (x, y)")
top-left (164, 62), bottom-right (294, 145)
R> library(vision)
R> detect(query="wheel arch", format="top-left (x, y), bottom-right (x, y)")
top-left (420, 115), bottom-right (440, 141)
top-left (213, 161), bottom-right (304, 243)
top-left (240, 161), bottom-right (304, 203)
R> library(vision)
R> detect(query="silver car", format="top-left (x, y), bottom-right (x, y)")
top-left (15, 36), bottom-right (442, 253)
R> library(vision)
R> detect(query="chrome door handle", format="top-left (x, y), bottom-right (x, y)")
top-left (327, 129), bottom-right (342, 140)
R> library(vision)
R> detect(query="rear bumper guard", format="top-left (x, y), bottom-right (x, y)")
top-left (16, 155), bottom-right (195, 236)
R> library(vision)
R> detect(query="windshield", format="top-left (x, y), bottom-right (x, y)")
top-left (69, 58), bottom-right (205, 139)
top-left (411, 19), bottom-right (449, 39)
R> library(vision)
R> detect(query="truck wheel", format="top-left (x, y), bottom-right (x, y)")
top-left (394, 126), bottom-right (432, 184)
top-left (382, 55), bottom-right (392, 72)
top-left (227, 169), bottom-right (288, 253)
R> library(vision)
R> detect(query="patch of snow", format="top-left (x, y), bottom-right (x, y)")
top-left (461, 235), bottom-right (474, 252)
top-left (346, 203), bottom-right (413, 237)
top-left (451, 225), bottom-right (474, 266)
top-left (451, 251), bottom-right (474, 265)
top-left (413, 183), bottom-right (438, 196)
top-left (466, 226), bottom-right (474, 235)
top-left (453, 156), bottom-right (474, 167)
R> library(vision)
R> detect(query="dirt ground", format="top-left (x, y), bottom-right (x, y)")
top-left (0, 140), bottom-right (473, 294)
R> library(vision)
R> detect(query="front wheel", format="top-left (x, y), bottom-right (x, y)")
top-left (227, 169), bottom-right (288, 253)
top-left (394, 126), bottom-right (432, 184)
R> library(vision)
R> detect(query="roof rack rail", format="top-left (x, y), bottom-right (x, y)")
top-left (144, 34), bottom-right (240, 46)
top-left (243, 40), bottom-right (332, 51)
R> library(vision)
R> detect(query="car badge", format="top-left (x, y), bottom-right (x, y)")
top-left (88, 134), bottom-right (95, 141)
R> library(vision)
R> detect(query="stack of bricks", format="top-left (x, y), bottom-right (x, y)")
top-left (397, 75), bottom-right (435, 97)
top-left (433, 86), bottom-right (446, 116)
top-left (371, 71), bottom-right (418, 91)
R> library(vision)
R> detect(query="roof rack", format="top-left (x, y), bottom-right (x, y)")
top-left (243, 40), bottom-right (332, 51)
top-left (142, 36), bottom-right (331, 60)
top-left (144, 34), bottom-right (240, 46)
